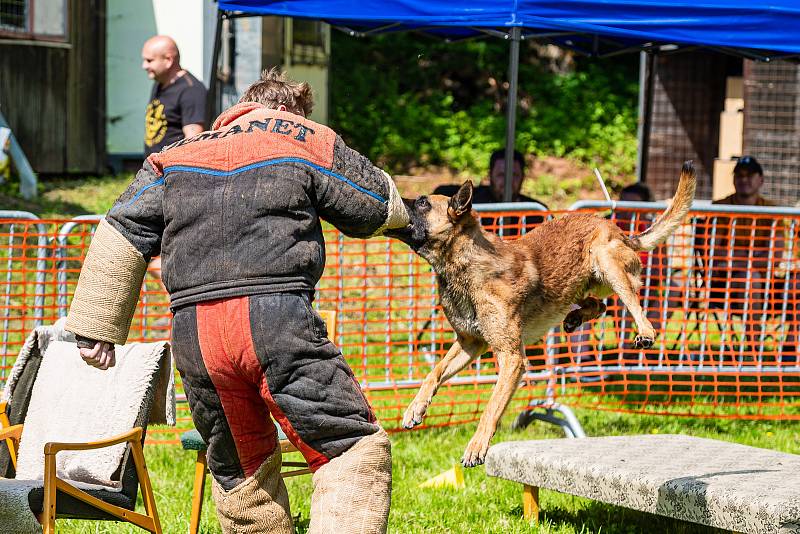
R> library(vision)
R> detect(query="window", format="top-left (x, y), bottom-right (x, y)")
top-left (0, 0), bottom-right (67, 39)
top-left (0, 0), bottom-right (27, 31)
top-left (290, 19), bottom-right (328, 66)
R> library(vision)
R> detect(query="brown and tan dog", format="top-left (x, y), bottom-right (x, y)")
top-left (386, 162), bottom-right (696, 467)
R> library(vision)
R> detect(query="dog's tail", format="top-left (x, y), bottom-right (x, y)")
top-left (632, 161), bottom-right (696, 252)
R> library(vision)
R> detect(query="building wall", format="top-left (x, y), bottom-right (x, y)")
top-left (282, 19), bottom-right (330, 125)
top-left (219, 17), bottom-right (264, 111)
top-left (743, 60), bottom-right (800, 205)
top-left (645, 53), bottom-right (800, 207)
top-left (212, 16), bottom-right (330, 125)
top-left (645, 51), bottom-right (727, 200)
top-left (0, 43), bottom-right (68, 173)
top-left (0, 0), bottom-right (105, 174)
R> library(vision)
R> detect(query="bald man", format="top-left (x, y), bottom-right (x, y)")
top-left (142, 35), bottom-right (207, 156)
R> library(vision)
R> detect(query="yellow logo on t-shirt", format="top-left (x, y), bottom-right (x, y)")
top-left (145, 99), bottom-right (167, 147)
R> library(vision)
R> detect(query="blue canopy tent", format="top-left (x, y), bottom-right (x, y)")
top-left (213, 0), bottom-right (800, 199)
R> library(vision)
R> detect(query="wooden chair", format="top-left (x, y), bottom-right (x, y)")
top-left (0, 425), bottom-right (161, 533)
top-left (0, 332), bottom-right (169, 534)
top-left (0, 400), bottom-right (14, 466)
top-left (184, 309), bottom-right (337, 534)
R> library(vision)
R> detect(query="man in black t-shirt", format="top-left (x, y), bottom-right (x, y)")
top-left (433, 149), bottom-right (548, 235)
top-left (141, 35), bottom-right (207, 156)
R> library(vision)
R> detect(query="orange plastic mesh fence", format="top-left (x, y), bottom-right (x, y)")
top-left (0, 208), bottom-right (798, 446)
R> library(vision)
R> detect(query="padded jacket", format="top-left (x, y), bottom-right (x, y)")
top-left (106, 102), bottom-right (406, 308)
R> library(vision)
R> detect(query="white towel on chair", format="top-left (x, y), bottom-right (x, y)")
top-left (14, 340), bottom-right (168, 490)
top-left (0, 338), bottom-right (168, 534)
top-left (2, 319), bottom-right (175, 426)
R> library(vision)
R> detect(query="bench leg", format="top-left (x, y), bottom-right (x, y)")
top-left (523, 484), bottom-right (539, 523)
top-left (189, 451), bottom-right (207, 534)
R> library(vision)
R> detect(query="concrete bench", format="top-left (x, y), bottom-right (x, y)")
top-left (485, 434), bottom-right (800, 534)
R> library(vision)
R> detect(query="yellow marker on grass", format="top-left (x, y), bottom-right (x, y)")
top-left (419, 464), bottom-right (465, 489)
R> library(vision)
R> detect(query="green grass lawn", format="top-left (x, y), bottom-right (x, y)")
top-left (57, 407), bottom-right (798, 534)
top-left (1, 174), bottom-right (133, 219)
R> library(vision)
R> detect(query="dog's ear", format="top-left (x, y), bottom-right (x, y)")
top-left (448, 181), bottom-right (474, 221)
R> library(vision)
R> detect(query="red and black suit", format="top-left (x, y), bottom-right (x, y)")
top-left (103, 102), bottom-right (402, 492)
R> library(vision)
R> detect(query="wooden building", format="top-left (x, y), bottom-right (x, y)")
top-left (0, 0), bottom-right (106, 174)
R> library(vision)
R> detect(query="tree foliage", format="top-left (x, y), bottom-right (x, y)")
top-left (330, 32), bottom-right (640, 180)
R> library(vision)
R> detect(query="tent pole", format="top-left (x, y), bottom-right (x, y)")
top-left (207, 9), bottom-right (226, 126)
top-left (637, 50), bottom-right (657, 183)
top-left (503, 26), bottom-right (521, 202)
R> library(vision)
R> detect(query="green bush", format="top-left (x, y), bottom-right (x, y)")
top-left (330, 32), bottom-right (639, 181)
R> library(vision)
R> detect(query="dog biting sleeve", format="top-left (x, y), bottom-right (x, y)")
top-left (65, 219), bottom-right (147, 346)
top-left (313, 136), bottom-right (408, 238)
top-left (371, 169), bottom-right (410, 236)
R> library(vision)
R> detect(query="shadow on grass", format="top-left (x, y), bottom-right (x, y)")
top-left (292, 512), bottom-right (310, 534)
top-left (519, 498), bottom-right (726, 534)
top-left (1, 173), bottom-right (134, 219)
top-left (0, 191), bottom-right (94, 219)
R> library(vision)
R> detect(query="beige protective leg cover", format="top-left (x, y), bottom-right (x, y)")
top-left (211, 448), bottom-right (294, 534)
top-left (65, 219), bottom-right (147, 345)
top-left (308, 428), bottom-right (392, 534)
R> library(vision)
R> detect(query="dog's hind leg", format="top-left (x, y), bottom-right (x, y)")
top-left (402, 336), bottom-right (487, 429)
top-left (595, 249), bottom-right (656, 348)
top-left (563, 297), bottom-right (607, 332)
top-left (461, 342), bottom-right (525, 468)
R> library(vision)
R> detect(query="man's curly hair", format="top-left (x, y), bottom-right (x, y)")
top-left (239, 67), bottom-right (314, 117)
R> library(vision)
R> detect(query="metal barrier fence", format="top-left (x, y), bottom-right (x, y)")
top-left (0, 211), bottom-right (48, 378)
top-left (537, 201), bottom-right (800, 429)
top-left (1, 202), bottom-right (798, 444)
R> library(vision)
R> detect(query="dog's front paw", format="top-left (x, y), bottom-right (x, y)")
top-left (461, 438), bottom-right (490, 468)
top-left (562, 310), bottom-right (584, 333)
top-left (401, 401), bottom-right (428, 429)
top-left (634, 335), bottom-right (654, 349)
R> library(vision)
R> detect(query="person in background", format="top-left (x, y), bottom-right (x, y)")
top-left (709, 156), bottom-right (779, 276)
top-left (434, 149), bottom-right (548, 235)
top-left (141, 35), bottom-right (207, 285)
top-left (714, 156), bottom-right (772, 209)
top-left (709, 156), bottom-right (779, 315)
top-left (142, 35), bottom-right (207, 157)
top-left (615, 182), bottom-right (655, 255)
top-left (707, 156), bottom-right (796, 362)
top-left (618, 182), bottom-right (653, 204)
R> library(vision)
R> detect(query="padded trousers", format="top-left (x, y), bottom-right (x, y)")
top-left (171, 292), bottom-right (391, 533)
